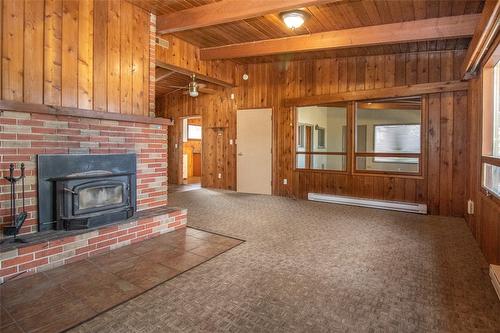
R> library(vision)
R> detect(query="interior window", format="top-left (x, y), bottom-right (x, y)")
top-left (355, 97), bottom-right (422, 174)
top-left (482, 56), bottom-right (500, 198)
top-left (295, 104), bottom-right (347, 171)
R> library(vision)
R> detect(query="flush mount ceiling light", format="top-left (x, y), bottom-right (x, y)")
top-left (280, 10), bottom-right (309, 30)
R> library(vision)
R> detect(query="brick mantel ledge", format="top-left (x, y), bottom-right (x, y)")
top-left (0, 100), bottom-right (172, 126)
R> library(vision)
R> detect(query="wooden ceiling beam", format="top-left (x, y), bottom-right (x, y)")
top-left (157, 0), bottom-right (335, 34)
top-left (200, 14), bottom-right (480, 60)
top-left (284, 81), bottom-right (468, 107)
top-left (461, 0), bottom-right (500, 79)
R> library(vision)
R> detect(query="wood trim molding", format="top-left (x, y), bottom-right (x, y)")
top-left (461, 0), bottom-right (500, 79)
top-left (156, 0), bottom-right (335, 34)
top-left (283, 81), bottom-right (469, 107)
top-left (482, 155), bottom-right (500, 167)
top-left (200, 15), bottom-right (480, 60)
top-left (0, 100), bottom-right (172, 125)
top-left (156, 60), bottom-right (235, 88)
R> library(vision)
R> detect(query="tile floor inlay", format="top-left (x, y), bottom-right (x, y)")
top-left (0, 227), bottom-right (243, 333)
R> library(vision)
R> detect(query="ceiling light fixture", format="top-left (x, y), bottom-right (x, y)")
top-left (188, 74), bottom-right (199, 97)
top-left (280, 10), bottom-right (309, 30)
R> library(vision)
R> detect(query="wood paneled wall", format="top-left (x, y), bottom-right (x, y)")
top-left (465, 72), bottom-right (500, 265)
top-left (1, 0), bottom-right (152, 116)
top-left (159, 87), bottom-right (237, 188)
top-left (160, 50), bottom-right (469, 218)
top-left (156, 35), bottom-right (236, 86)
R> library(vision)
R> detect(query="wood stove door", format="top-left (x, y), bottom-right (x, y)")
top-left (70, 179), bottom-right (129, 216)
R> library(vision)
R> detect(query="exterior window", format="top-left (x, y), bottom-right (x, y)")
top-left (297, 124), bottom-right (305, 148)
top-left (483, 163), bottom-right (500, 197)
top-left (373, 124), bottom-right (420, 163)
top-left (482, 53), bottom-right (500, 198)
top-left (316, 126), bottom-right (326, 148)
top-left (355, 97), bottom-right (422, 174)
top-left (187, 124), bottom-right (202, 140)
top-left (295, 104), bottom-right (347, 171)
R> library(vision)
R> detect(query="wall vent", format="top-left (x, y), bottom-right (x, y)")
top-left (308, 193), bottom-right (427, 214)
top-left (155, 37), bottom-right (169, 49)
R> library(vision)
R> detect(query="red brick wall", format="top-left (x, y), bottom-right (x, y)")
top-left (0, 110), bottom-right (168, 236)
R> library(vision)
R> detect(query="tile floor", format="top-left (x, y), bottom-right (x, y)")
top-left (0, 227), bottom-right (243, 333)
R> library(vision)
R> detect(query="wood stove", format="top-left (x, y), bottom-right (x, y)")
top-left (37, 154), bottom-right (136, 231)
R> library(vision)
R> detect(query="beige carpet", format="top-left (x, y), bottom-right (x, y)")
top-left (72, 189), bottom-right (500, 332)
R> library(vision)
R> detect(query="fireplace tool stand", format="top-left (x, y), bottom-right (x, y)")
top-left (2, 163), bottom-right (27, 243)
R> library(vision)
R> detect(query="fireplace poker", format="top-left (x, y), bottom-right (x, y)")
top-left (2, 163), bottom-right (27, 243)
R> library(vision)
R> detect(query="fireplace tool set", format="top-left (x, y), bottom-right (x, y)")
top-left (2, 163), bottom-right (27, 243)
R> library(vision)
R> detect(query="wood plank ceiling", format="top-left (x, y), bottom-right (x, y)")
top-left (144, 0), bottom-right (484, 48)
top-left (143, 0), bottom-right (485, 95)
top-left (155, 68), bottom-right (215, 96)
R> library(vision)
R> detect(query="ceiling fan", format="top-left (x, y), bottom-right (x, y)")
top-left (168, 74), bottom-right (215, 97)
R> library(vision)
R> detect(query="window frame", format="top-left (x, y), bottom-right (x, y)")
top-left (481, 44), bottom-right (500, 200)
top-left (352, 97), bottom-right (426, 177)
top-left (294, 104), bottom-right (349, 173)
top-left (293, 97), bottom-right (426, 179)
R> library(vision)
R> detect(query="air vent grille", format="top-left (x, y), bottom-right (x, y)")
top-left (155, 37), bottom-right (169, 49)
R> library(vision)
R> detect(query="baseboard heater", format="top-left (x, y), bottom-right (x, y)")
top-left (308, 193), bottom-right (427, 214)
top-left (490, 265), bottom-right (500, 301)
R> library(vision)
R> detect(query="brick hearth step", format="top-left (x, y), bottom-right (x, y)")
top-left (0, 206), bottom-right (187, 283)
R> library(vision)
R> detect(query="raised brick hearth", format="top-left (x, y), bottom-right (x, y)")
top-left (0, 207), bottom-right (186, 283)
top-left (0, 105), bottom-right (183, 282)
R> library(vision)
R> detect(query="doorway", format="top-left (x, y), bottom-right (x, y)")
top-left (181, 117), bottom-right (202, 186)
top-left (236, 108), bottom-right (272, 195)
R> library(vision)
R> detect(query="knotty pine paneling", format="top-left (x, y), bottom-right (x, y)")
top-left (465, 74), bottom-right (500, 265)
top-left (1, 0), bottom-right (152, 116)
top-left (156, 35), bottom-right (236, 86)
top-left (161, 50), bottom-right (469, 219)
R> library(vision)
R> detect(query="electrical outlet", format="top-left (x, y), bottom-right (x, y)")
top-left (467, 200), bottom-right (474, 215)
top-left (218, 173), bottom-right (222, 179)
top-left (230, 93), bottom-right (235, 100)
top-left (174, 143), bottom-right (178, 149)
top-left (229, 139), bottom-right (233, 145)
top-left (283, 179), bottom-right (288, 185)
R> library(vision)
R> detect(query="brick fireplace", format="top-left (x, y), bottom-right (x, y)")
top-left (0, 103), bottom-right (186, 282)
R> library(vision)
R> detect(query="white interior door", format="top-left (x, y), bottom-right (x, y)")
top-left (237, 108), bottom-right (272, 195)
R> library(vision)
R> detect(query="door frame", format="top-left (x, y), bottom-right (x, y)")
top-left (236, 107), bottom-right (274, 194)
top-left (177, 115), bottom-right (203, 185)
